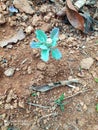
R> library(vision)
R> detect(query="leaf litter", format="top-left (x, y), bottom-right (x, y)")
top-left (57, 0), bottom-right (98, 34)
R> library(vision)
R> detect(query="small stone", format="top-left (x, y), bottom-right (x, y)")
top-left (18, 100), bottom-right (25, 108)
top-left (0, 13), bottom-right (6, 25)
top-left (40, 5), bottom-right (47, 13)
top-left (80, 57), bottom-right (94, 70)
top-left (32, 14), bottom-right (41, 26)
top-left (44, 15), bottom-right (50, 22)
top-left (83, 104), bottom-right (87, 111)
top-left (59, 34), bottom-right (66, 41)
top-left (67, 37), bottom-right (76, 43)
top-left (27, 66), bottom-right (32, 74)
top-left (40, 23), bottom-right (52, 32)
top-left (21, 13), bottom-right (28, 21)
top-left (13, 0), bottom-right (34, 14)
top-left (25, 26), bottom-right (33, 34)
top-left (37, 62), bottom-right (46, 71)
top-left (4, 120), bottom-right (10, 127)
top-left (12, 101), bottom-right (17, 109)
top-left (6, 89), bottom-right (17, 103)
top-left (4, 103), bottom-right (11, 109)
top-left (77, 72), bottom-right (85, 78)
top-left (4, 68), bottom-right (15, 77)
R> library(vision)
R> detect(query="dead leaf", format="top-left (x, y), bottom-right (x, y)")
top-left (65, 0), bottom-right (84, 31)
top-left (0, 29), bottom-right (25, 47)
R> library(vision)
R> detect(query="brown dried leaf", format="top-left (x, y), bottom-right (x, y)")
top-left (65, 0), bottom-right (84, 31)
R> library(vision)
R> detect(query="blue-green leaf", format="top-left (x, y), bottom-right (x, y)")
top-left (35, 30), bottom-right (47, 43)
top-left (50, 28), bottom-right (59, 39)
top-left (41, 49), bottom-right (50, 62)
top-left (40, 45), bottom-right (48, 50)
top-left (51, 48), bottom-right (62, 60)
top-left (30, 41), bottom-right (40, 48)
top-left (50, 28), bottom-right (59, 47)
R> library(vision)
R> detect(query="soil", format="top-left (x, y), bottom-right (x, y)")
top-left (0, 0), bottom-right (98, 130)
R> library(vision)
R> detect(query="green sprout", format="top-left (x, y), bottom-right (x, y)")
top-left (30, 27), bottom-right (62, 62)
top-left (96, 104), bottom-right (98, 112)
top-left (31, 92), bottom-right (37, 97)
top-left (55, 93), bottom-right (67, 111)
top-left (94, 78), bottom-right (98, 83)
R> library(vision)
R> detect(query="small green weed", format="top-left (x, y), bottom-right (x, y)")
top-left (94, 78), bottom-right (98, 83)
top-left (30, 27), bottom-right (62, 62)
top-left (55, 93), bottom-right (67, 111)
top-left (31, 92), bottom-right (37, 97)
top-left (96, 104), bottom-right (98, 112)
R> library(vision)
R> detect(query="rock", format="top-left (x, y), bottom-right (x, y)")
top-left (37, 62), bottom-right (46, 71)
top-left (80, 57), bottom-right (94, 70)
top-left (44, 12), bottom-right (53, 22)
top-left (12, 101), bottom-right (17, 109)
top-left (83, 104), bottom-right (88, 111)
top-left (6, 89), bottom-right (17, 103)
top-left (4, 103), bottom-right (11, 109)
top-left (4, 67), bottom-right (15, 77)
top-left (25, 26), bottom-right (33, 34)
top-left (40, 5), bottom-right (48, 13)
top-left (0, 13), bottom-right (6, 25)
top-left (59, 34), bottom-right (66, 41)
top-left (0, 2), bottom-right (6, 12)
top-left (18, 100), bottom-right (25, 108)
top-left (32, 14), bottom-right (41, 26)
top-left (0, 29), bottom-right (25, 47)
top-left (13, 0), bottom-right (34, 14)
top-left (27, 66), bottom-right (32, 74)
top-left (40, 23), bottom-right (52, 32)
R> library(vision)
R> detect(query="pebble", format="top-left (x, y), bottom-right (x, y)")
top-left (83, 104), bottom-right (88, 111)
top-left (59, 34), bottom-right (66, 41)
top-left (80, 57), bottom-right (94, 70)
top-left (25, 26), bottom-right (33, 34)
top-left (37, 62), bottom-right (46, 71)
top-left (0, 13), bottom-right (6, 25)
top-left (13, 0), bottom-right (34, 14)
top-left (32, 14), bottom-right (41, 26)
top-left (6, 89), bottom-right (17, 103)
top-left (4, 67), bottom-right (15, 77)
top-left (40, 23), bottom-right (52, 32)
top-left (18, 100), bottom-right (25, 108)
top-left (27, 66), bottom-right (32, 74)
top-left (40, 5), bottom-right (47, 13)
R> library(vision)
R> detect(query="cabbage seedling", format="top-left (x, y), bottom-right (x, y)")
top-left (30, 28), bottom-right (62, 62)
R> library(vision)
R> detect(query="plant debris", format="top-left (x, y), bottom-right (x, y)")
top-left (30, 79), bottom-right (80, 92)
